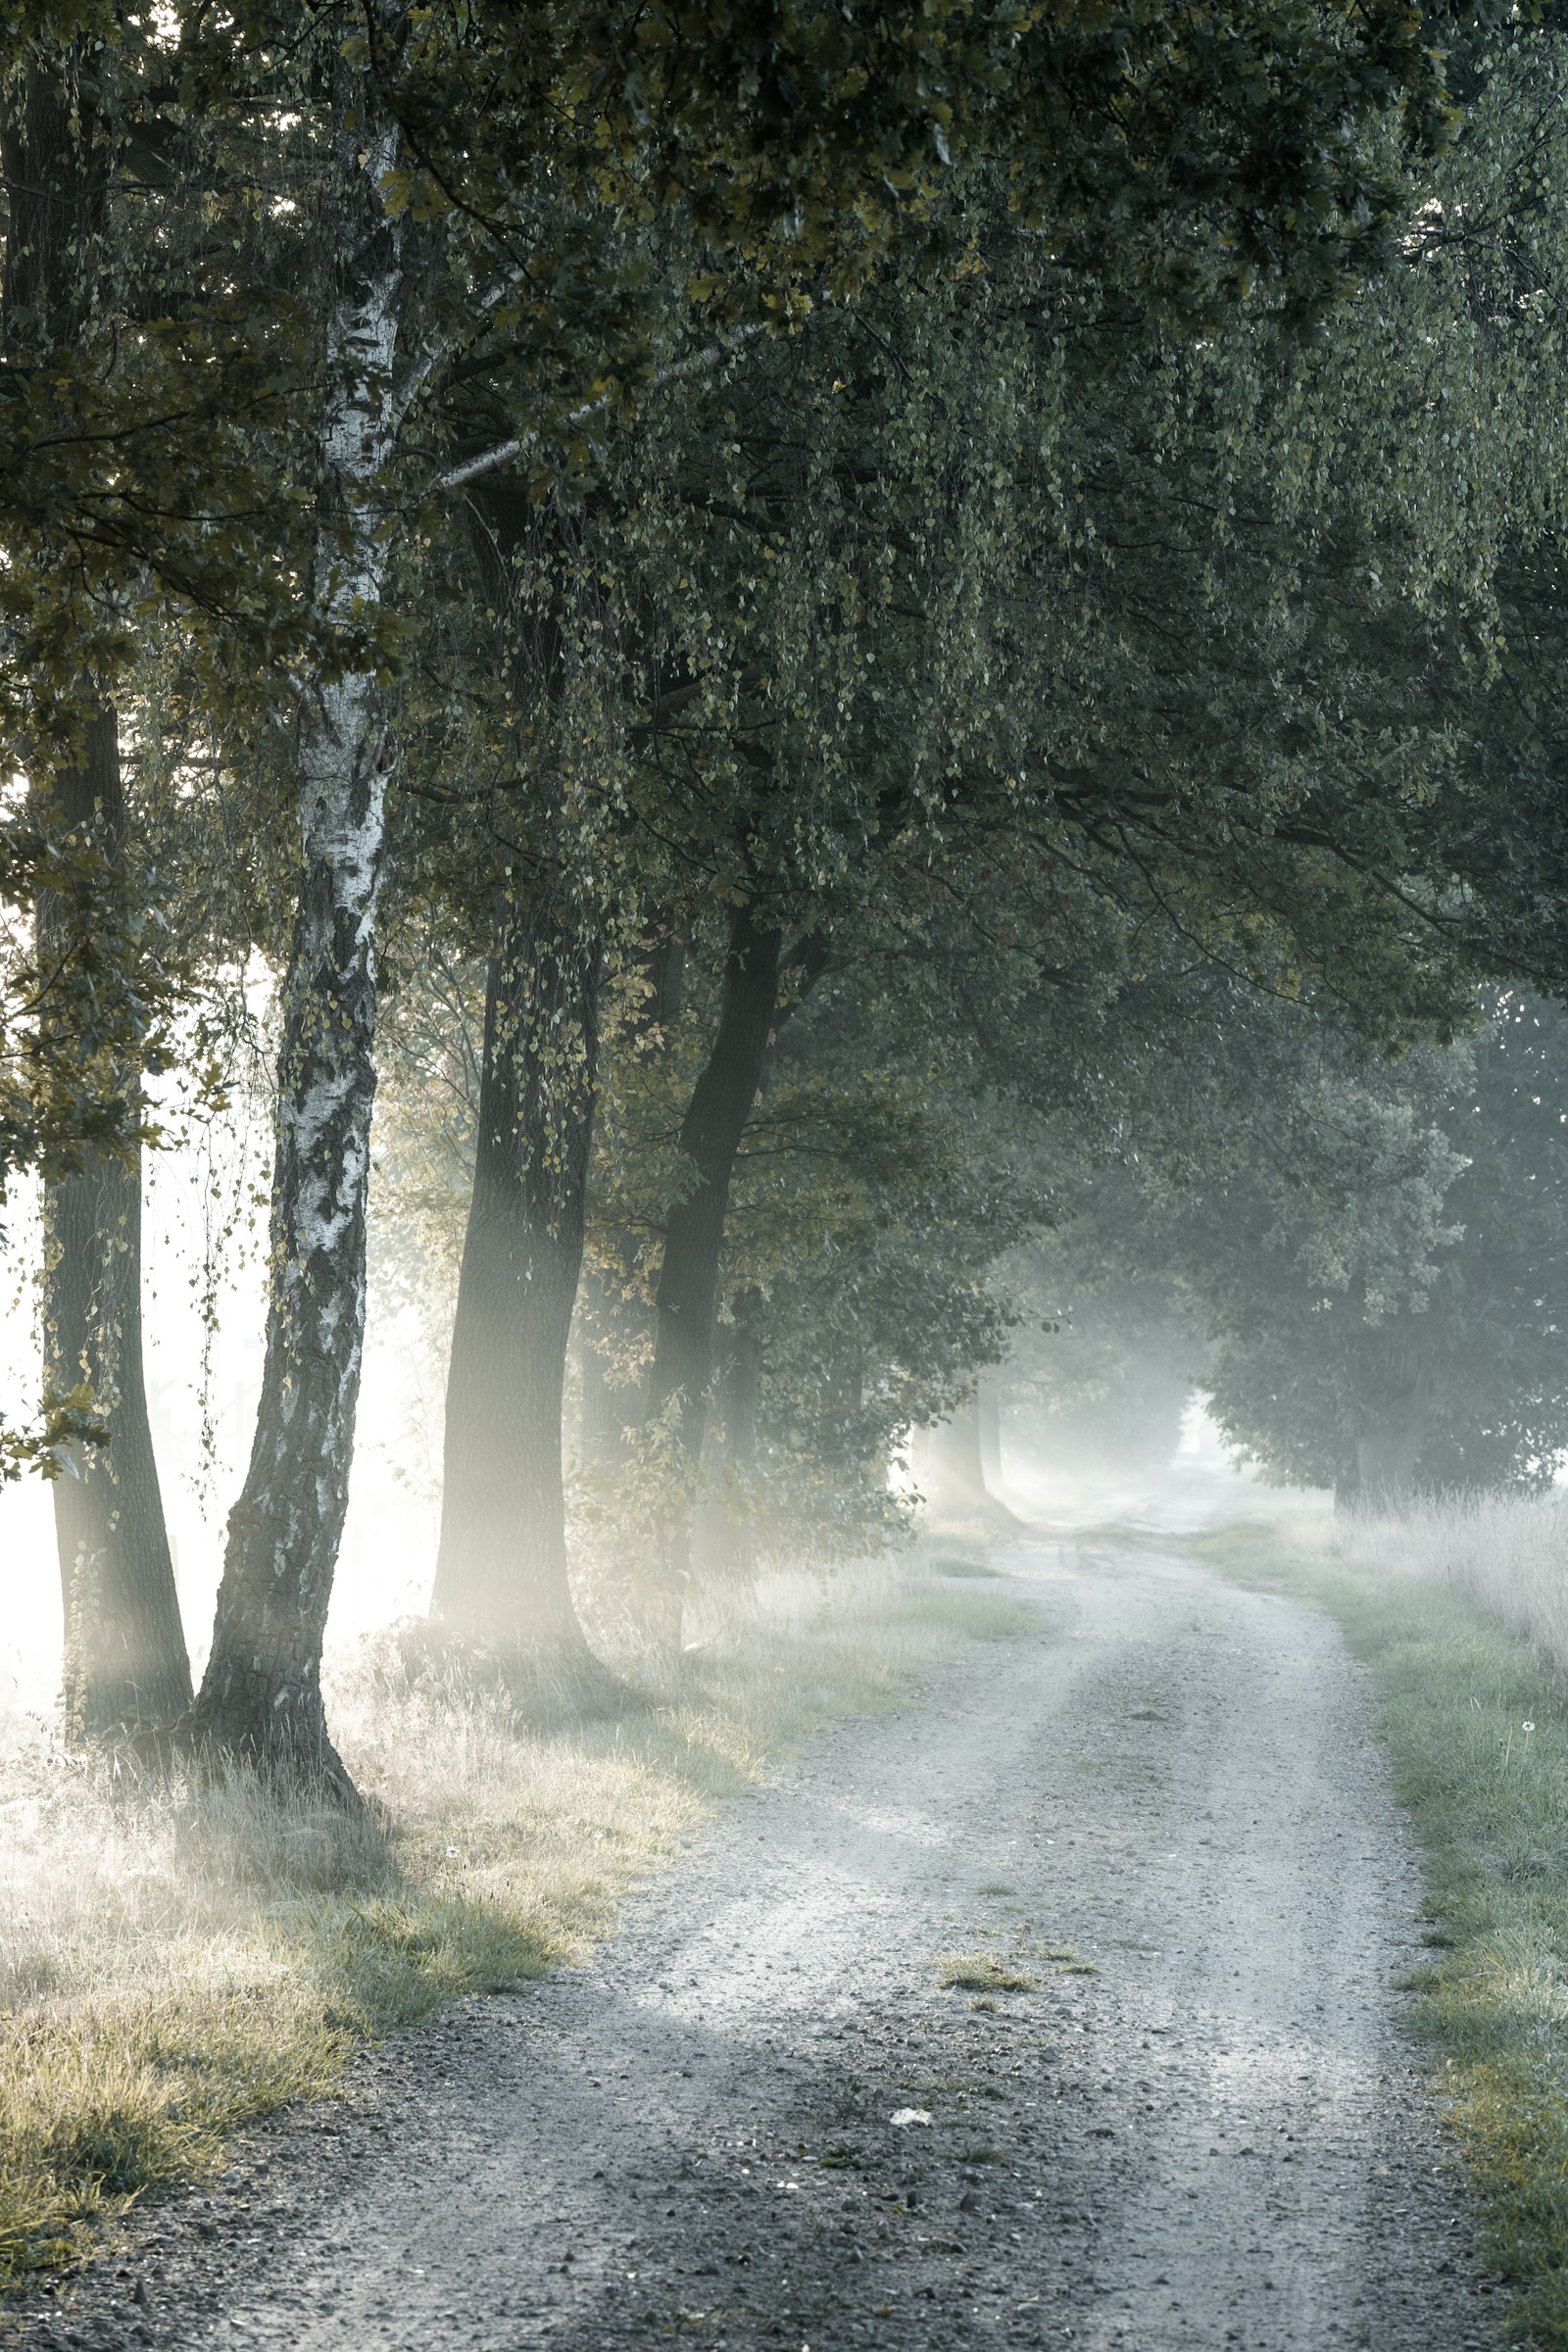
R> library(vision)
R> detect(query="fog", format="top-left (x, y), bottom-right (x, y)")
top-left (0, 1129), bottom-right (1281, 1720)
top-left (996, 1399), bottom-right (1298, 1536)
top-left (0, 1133), bottom-right (445, 1714)
top-left (0, 1097), bottom-right (1280, 1720)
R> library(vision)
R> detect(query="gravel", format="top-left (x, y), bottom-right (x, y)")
top-left (10, 1532), bottom-right (1503, 2351)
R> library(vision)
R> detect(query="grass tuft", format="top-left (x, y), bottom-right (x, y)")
top-left (938, 1954), bottom-right (1035, 1993)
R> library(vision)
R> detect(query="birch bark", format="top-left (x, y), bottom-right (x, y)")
top-left (189, 71), bottom-right (405, 1782)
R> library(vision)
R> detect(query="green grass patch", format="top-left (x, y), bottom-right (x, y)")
top-left (929, 1551), bottom-right (1004, 1581)
top-left (1201, 1518), bottom-right (1568, 2346)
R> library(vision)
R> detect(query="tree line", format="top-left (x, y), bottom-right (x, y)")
top-left (7, 0), bottom-right (1568, 1790)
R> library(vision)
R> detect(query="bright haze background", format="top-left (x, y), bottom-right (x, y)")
top-left (0, 1090), bottom-right (1270, 1719)
top-left (0, 1113), bottom-right (442, 1712)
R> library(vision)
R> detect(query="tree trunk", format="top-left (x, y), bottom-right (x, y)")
top-left (697, 1286), bottom-right (765, 1585)
top-left (577, 927), bottom-right (685, 1468)
top-left (923, 1399), bottom-right (993, 1518)
top-left (977, 1379), bottom-right (1004, 1495)
top-left (720, 1292), bottom-right (765, 1472)
top-left (42, 714), bottom-right (192, 1737)
top-left (577, 1263), bottom-right (643, 1465)
top-left (644, 904), bottom-right (783, 1622)
top-left (1351, 1418), bottom-right (1424, 1513)
top-left (3, 56), bottom-right (190, 1735)
top-left (189, 75), bottom-right (405, 1786)
top-left (648, 906), bottom-right (782, 1443)
top-left (429, 892), bottom-right (602, 1652)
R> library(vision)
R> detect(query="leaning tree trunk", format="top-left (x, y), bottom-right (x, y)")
top-left (429, 892), bottom-right (602, 1653)
top-left (647, 906), bottom-right (783, 1441)
top-left (188, 80), bottom-right (405, 1786)
top-left (42, 718), bottom-right (192, 1737)
top-left (3, 56), bottom-right (189, 1734)
top-left (644, 904), bottom-right (783, 1631)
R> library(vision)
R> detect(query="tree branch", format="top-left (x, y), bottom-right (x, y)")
top-left (428, 324), bottom-right (767, 497)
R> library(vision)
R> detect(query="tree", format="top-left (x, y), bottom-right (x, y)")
top-left (686, 960), bottom-right (1044, 1564)
top-left (1126, 996), bottom-right (1568, 1506)
top-left (423, 496), bottom-right (621, 1654)
top-left (2, 36), bottom-right (192, 1729)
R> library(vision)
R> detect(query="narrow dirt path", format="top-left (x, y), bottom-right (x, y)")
top-left (20, 1534), bottom-right (1502, 2351)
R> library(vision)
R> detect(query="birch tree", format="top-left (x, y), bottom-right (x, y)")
top-left (188, 7), bottom-right (420, 1778)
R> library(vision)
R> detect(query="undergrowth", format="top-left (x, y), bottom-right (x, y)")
top-left (1202, 1515), bottom-right (1568, 2349)
top-left (0, 1553), bottom-right (1031, 2292)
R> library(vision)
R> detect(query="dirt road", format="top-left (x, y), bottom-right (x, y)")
top-left (22, 1533), bottom-right (1500, 2351)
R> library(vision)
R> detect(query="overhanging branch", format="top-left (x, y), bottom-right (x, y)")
top-left (429, 324), bottom-right (767, 498)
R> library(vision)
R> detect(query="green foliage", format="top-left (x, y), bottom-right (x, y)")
top-left (18, 0), bottom-right (1568, 1754)
top-left (0, 819), bottom-right (175, 1196)
top-left (1154, 996), bottom-right (1568, 1496)
top-left (376, 0), bottom-right (1467, 324)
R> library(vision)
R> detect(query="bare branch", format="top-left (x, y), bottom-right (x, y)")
top-left (390, 261), bottom-right (530, 427)
top-left (428, 324), bottom-right (767, 497)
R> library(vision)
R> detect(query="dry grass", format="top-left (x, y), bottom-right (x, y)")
top-left (0, 1552), bottom-right (1031, 2292)
top-left (1327, 1492), bottom-right (1568, 1677)
top-left (937, 1954), bottom-right (1037, 1992)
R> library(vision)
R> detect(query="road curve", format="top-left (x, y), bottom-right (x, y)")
top-left (20, 1533), bottom-right (1502, 2352)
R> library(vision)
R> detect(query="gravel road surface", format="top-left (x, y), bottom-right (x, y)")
top-left (15, 1531), bottom-right (1501, 2351)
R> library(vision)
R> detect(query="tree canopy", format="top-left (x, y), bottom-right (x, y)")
top-left (11, 0), bottom-right (1568, 1778)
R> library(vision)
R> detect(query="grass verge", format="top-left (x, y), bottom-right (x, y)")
top-left (1201, 1516), bottom-right (1568, 2348)
top-left (0, 1555), bottom-right (1033, 2293)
